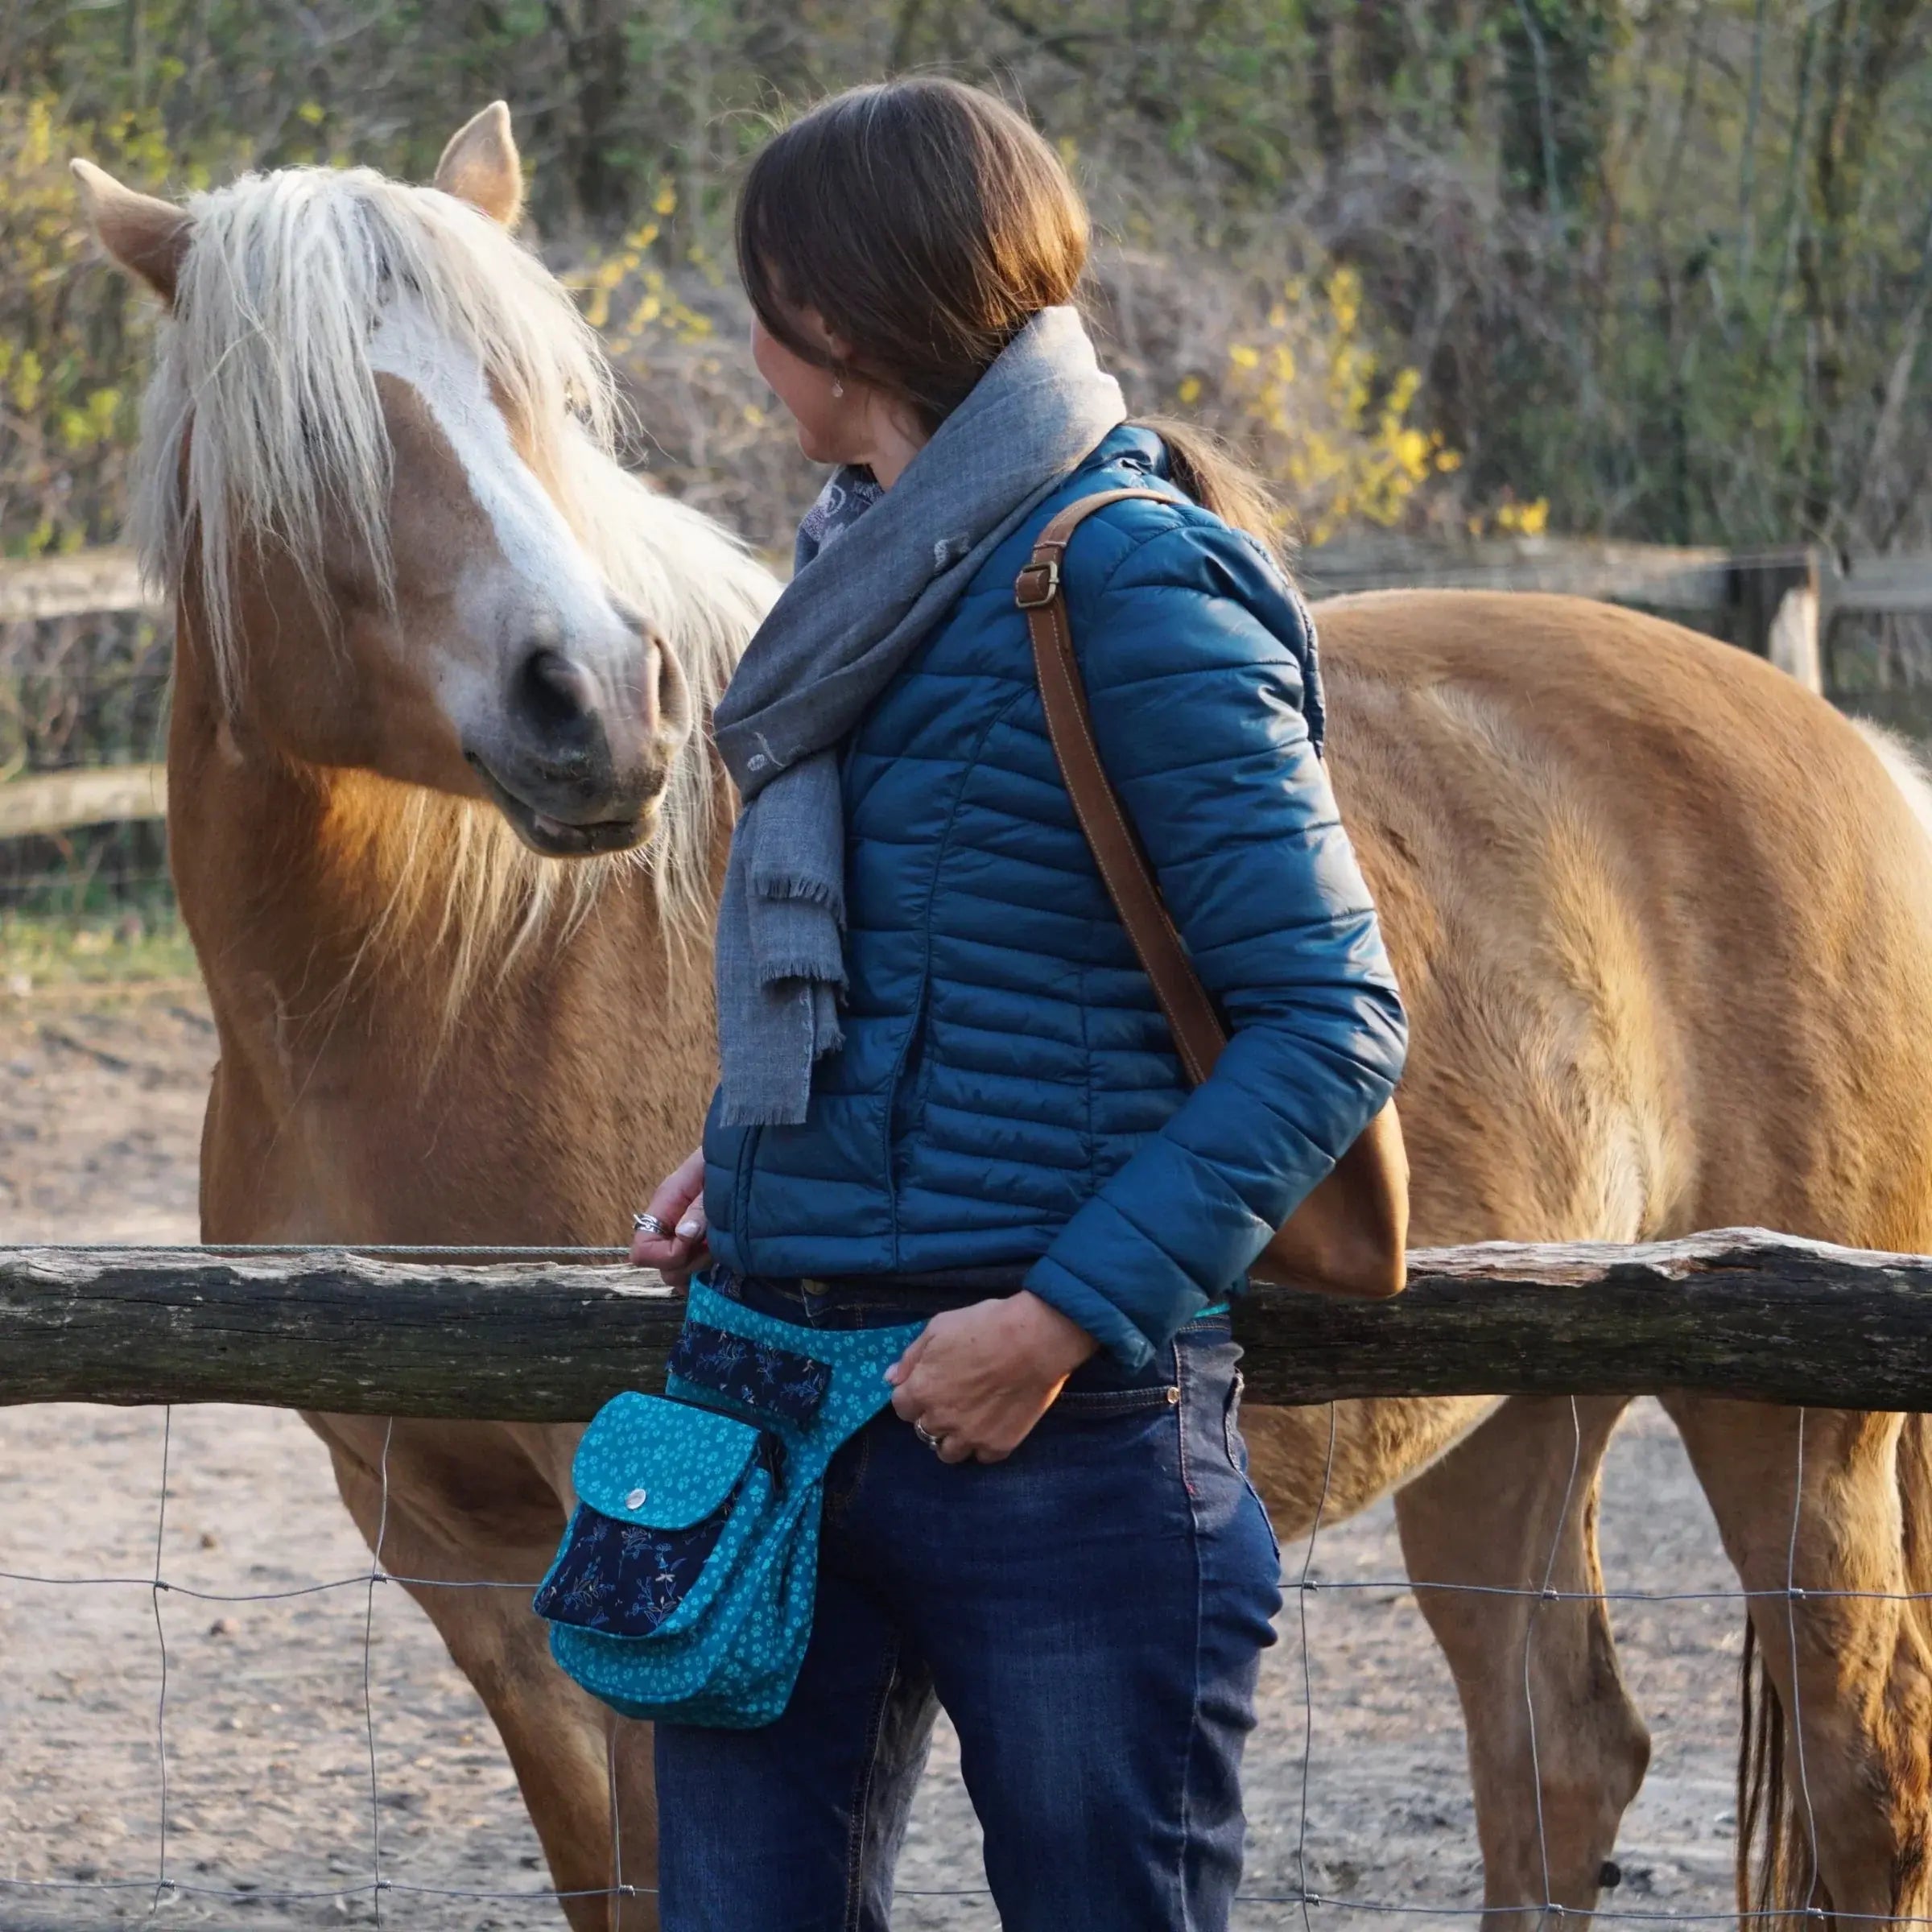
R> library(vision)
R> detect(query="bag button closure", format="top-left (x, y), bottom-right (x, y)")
top-left (625, 1488), bottom-right (648, 1510)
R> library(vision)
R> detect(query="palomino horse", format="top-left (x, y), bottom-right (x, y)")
top-left (78, 108), bottom-right (1932, 1928)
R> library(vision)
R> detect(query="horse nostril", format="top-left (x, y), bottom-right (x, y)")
top-left (515, 647), bottom-right (597, 745)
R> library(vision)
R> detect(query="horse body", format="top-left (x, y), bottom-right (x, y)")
top-left (78, 110), bottom-right (1932, 1929)
top-left (1294, 592), bottom-right (1932, 1919)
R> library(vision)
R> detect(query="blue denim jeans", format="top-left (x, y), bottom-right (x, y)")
top-left (654, 1275), bottom-right (1282, 1930)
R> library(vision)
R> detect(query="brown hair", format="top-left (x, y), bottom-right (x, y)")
top-left (736, 78), bottom-right (1284, 554)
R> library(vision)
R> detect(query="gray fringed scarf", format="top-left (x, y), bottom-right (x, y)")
top-left (711, 305), bottom-right (1127, 1125)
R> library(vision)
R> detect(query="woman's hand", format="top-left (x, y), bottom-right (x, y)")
top-left (631, 1147), bottom-right (709, 1288)
top-left (886, 1291), bottom-right (1099, 1464)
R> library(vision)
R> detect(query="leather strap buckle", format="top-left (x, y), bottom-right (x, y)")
top-left (1013, 558), bottom-right (1061, 609)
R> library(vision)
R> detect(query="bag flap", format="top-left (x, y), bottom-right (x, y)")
top-left (571, 1392), bottom-right (762, 1531)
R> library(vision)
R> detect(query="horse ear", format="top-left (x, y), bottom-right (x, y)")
top-left (434, 101), bottom-right (523, 229)
top-left (72, 159), bottom-right (191, 304)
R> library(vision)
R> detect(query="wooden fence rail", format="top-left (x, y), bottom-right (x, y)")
top-left (1295, 532), bottom-right (1932, 619)
top-left (5, 533), bottom-right (1932, 840)
top-left (17, 539), bottom-right (1932, 625)
top-left (0, 547), bottom-right (147, 625)
top-left (1298, 536), bottom-right (1932, 695)
top-left (1, 1229), bottom-right (1928, 1420)
top-left (0, 764), bottom-right (167, 839)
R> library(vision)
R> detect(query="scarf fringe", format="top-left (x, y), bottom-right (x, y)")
top-left (757, 958), bottom-right (850, 988)
top-left (748, 869), bottom-right (844, 912)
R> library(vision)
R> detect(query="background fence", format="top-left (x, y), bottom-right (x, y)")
top-left (6, 531), bottom-right (1932, 890)
top-left (0, 551), bottom-right (167, 945)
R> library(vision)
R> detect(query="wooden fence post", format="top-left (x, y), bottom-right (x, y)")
top-left (1729, 549), bottom-right (1824, 691)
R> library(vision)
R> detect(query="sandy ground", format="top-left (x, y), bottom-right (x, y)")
top-left (0, 989), bottom-right (1744, 1930)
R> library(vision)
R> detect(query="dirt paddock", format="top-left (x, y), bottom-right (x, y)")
top-left (0, 988), bottom-right (1743, 1928)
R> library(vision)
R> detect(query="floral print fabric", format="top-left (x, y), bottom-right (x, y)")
top-left (534, 1499), bottom-right (734, 1637)
top-left (666, 1320), bottom-right (832, 1423)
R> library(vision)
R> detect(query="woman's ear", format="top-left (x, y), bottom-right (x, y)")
top-left (433, 101), bottom-right (523, 229)
top-left (71, 159), bottom-right (191, 305)
top-left (799, 307), bottom-right (852, 364)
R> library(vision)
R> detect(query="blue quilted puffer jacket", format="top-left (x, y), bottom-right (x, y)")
top-left (702, 426), bottom-right (1407, 1369)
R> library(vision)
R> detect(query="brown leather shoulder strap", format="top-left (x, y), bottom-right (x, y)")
top-left (1017, 488), bottom-right (1229, 1088)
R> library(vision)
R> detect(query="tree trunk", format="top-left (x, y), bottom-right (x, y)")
top-left (1798, 0), bottom-right (1932, 541)
top-left (1303, 0), bottom-right (1348, 177)
top-left (543, 0), bottom-right (633, 225)
top-left (1496, 0), bottom-right (1623, 222)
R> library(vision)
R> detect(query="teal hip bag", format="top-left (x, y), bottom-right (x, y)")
top-left (532, 1278), bottom-right (923, 1729)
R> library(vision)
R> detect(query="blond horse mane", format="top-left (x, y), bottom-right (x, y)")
top-left (130, 163), bottom-right (773, 990)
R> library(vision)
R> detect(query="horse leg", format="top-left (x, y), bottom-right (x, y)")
top-left (1661, 1397), bottom-right (1932, 1923)
top-left (315, 1418), bottom-right (658, 1932)
top-left (1393, 1396), bottom-right (1648, 1922)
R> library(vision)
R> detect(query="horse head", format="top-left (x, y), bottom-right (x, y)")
top-left (72, 105), bottom-right (751, 864)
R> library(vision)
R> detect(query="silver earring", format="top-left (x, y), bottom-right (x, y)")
top-left (832, 378), bottom-right (844, 398)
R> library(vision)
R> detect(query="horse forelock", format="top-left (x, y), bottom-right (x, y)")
top-left (132, 165), bottom-right (617, 678)
top-left (134, 163), bottom-right (772, 978)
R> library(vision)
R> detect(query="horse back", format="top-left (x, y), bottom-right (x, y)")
top-left (1313, 590), bottom-right (1932, 1255)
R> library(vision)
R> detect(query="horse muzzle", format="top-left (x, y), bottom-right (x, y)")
top-left (464, 631), bottom-right (683, 857)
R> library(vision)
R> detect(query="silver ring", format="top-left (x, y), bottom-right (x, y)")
top-left (632, 1212), bottom-right (667, 1238)
top-left (913, 1420), bottom-right (944, 1453)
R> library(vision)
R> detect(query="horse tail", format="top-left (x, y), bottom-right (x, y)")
top-left (1852, 718), bottom-right (1932, 848)
top-left (1737, 1410), bottom-right (1932, 1919)
top-left (1860, 721), bottom-right (1932, 1644)
top-left (1737, 1615), bottom-right (1824, 1921)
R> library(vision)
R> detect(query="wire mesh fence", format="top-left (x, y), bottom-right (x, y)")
top-left (0, 1277), bottom-right (1914, 1929)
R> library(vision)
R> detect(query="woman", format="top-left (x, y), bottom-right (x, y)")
top-left (630, 76), bottom-right (1406, 1930)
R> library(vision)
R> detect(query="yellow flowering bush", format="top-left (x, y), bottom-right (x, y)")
top-left (570, 184), bottom-right (715, 348)
top-left (570, 184), bottom-right (820, 555)
top-left (1132, 259), bottom-right (1541, 547)
top-left (1491, 494), bottom-right (1551, 536)
top-left (1186, 266), bottom-right (1459, 544)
